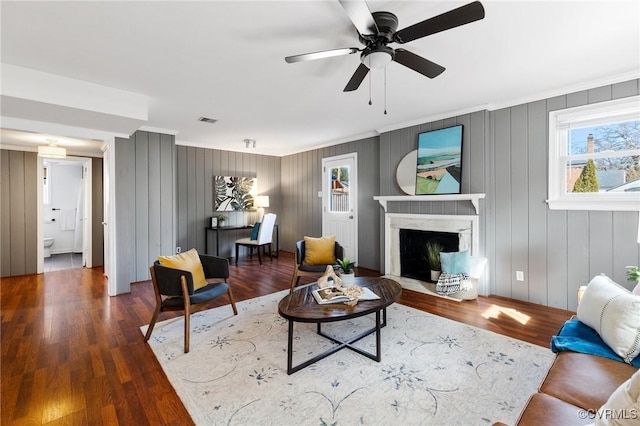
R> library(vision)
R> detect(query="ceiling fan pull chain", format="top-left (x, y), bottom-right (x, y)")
top-left (384, 68), bottom-right (388, 115)
top-left (368, 63), bottom-right (372, 106)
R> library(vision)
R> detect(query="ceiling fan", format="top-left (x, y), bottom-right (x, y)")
top-left (285, 0), bottom-right (485, 92)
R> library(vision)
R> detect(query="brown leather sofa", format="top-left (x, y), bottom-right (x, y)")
top-left (495, 351), bottom-right (638, 426)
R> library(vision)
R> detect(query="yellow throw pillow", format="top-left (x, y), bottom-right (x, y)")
top-left (158, 248), bottom-right (208, 291)
top-left (303, 236), bottom-right (336, 265)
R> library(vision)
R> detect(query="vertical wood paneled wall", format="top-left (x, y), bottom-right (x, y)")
top-left (378, 111), bottom-right (490, 279)
top-left (489, 79), bottom-right (640, 311)
top-left (0, 150), bottom-right (37, 277)
top-left (377, 79), bottom-right (640, 311)
top-left (0, 150), bottom-right (104, 278)
top-left (114, 132), bottom-right (175, 290)
top-left (280, 136), bottom-right (380, 270)
top-left (175, 146), bottom-right (281, 259)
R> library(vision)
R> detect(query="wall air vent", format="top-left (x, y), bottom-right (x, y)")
top-left (198, 117), bottom-right (218, 124)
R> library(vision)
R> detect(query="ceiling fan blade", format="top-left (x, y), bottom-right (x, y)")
top-left (338, 0), bottom-right (379, 36)
top-left (285, 47), bottom-right (359, 63)
top-left (394, 1), bottom-right (485, 44)
top-left (343, 63), bottom-right (370, 92)
top-left (394, 49), bottom-right (446, 79)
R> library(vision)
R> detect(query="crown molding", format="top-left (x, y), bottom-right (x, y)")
top-left (487, 70), bottom-right (640, 111)
top-left (137, 126), bottom-right (179, 135)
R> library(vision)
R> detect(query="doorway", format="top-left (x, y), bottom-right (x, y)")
top-left (37, 156), bottom-right (92, 273)
top-left (322, 153), bottom-right (358, 264)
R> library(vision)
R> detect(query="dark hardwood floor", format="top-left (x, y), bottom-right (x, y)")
top-left (1, 251), bottom-right (574, 425)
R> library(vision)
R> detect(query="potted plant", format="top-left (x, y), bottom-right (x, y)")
top-left (627, 266), bottom-right (640, 294)
top-left (215, 214), bottom-right (227, 227)
top-left (337, 257), bottom-right (356, 286)
top-left (425, 241), bottom-right (443, 282)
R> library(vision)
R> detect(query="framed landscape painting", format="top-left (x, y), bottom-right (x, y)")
top-left (415, 125), bottom-right (463, 195)
top-left (214, 176), bottom-right (256, 211)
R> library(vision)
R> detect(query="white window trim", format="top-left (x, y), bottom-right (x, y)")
top-left (547, 95), bottom-right (640, 211)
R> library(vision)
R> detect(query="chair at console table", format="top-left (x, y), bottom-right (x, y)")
top-left (205, 224), bottom-right (279, 258)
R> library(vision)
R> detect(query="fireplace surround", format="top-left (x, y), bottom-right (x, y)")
top-left (383, 213), bottom-right (484, 296)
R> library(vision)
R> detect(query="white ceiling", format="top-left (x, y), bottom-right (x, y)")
top-left (1, 0), bottom-right (639, 157)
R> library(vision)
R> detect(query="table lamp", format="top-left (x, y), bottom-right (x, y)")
top-left (255, 195), bottom-right (270, 222)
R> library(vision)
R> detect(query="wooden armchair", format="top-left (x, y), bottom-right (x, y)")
top-left (145, 254), bottom-right (237, 353)
top-left (290, 239), bottom-right (344, 293)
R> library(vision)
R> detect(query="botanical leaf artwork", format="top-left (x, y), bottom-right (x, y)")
top-left (214, 176), bottom-right (256, 211)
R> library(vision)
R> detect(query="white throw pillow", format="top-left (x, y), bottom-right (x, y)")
top-left (596, 369), bottom-right (640, 425)
top-left (577, 275), bottom-right (640, 364)
top-left (467, 256), bottom-right (487, 279)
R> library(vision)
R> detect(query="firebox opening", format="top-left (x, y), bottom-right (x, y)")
top-left (399, 229), bottom-right (460, 282)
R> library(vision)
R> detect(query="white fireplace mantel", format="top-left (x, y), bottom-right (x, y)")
top-left (373, 193), bottom-right (486, 214)
top-left (383, 213), bottom-right (486, 295)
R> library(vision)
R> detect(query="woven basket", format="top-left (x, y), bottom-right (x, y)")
top-left (446, 278), bottom-right (478, 300)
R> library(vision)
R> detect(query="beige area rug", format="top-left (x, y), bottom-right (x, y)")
top-left (142, 290), bottom-right (553, 425)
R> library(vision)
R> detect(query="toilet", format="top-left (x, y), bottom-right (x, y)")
top-left (44, 238), bottom-right (55, 258)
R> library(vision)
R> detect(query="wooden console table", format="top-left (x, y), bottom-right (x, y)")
top-left (204, 224), bottom-right (279, 258)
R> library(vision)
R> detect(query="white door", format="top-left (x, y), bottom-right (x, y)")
top-left (81, 158), bottom-right (92, 268)
top-left (322, 153), bottom-right (358, 264)
top-left (103, 143), bottom-right (111, 280)
top-left (36, 156), bottom-right (92, 272)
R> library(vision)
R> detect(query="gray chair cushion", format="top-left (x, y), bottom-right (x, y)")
top-left (299, 264), bottom-right (340, 273)
top-left (161, 282), bottom-right (229, 308)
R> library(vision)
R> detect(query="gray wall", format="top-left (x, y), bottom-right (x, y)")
top-left (175, 146), bottom-right (281, 259)
top-left (377, 79), bottom-right (640, 311)
top-left (113, 131), bottom-right (175, 291)
top-left (110, 138), bottom-right (282, 292)
top-left (0, 149), bottom-right (104, 278)
top-left (172, 136), bottom-right (380, 271)
top-left (280, 136), bottom-right (380, 271)
top-left (379, 111), bottom-right (490, 274)
top-left (488, 79), bottom-right (640, 311)
top-left (0, 150), bottom-right (37, 276)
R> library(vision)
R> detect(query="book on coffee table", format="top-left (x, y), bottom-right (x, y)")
top-left (312, 286), bottom-right (381, 305)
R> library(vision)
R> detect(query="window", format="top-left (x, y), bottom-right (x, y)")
top-left (548, 96), bottom-right (640, 211)
top-left (43, 165), bottom-right (50, 205)
top-left (329, 165), bottom-right (350, 212)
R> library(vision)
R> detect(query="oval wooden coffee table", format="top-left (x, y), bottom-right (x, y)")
top-left (278, 276), bottom-right (402, 374)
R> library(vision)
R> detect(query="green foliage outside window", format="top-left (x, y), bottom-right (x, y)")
top-left (331, 167), bottom-right (349, 183)
top-left (573, 159), bottom-right (600, 193)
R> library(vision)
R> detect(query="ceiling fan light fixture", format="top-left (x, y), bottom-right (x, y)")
top-left (361, 45), bottom-right (394, 69)
top-left (286, 1), bottom-right (485, 93)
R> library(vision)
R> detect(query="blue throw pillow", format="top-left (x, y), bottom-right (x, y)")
top-left (440, 251), bottom-right (470, 274)
top-left (250, 223), bottom-right (260, 240)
